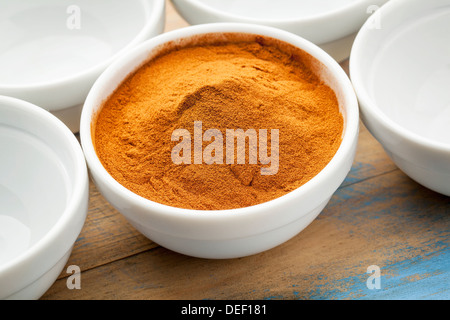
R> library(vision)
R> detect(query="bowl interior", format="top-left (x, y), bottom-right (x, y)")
top-left (193, 0), bottom-right (360, 20)
top-left (0, 0), bottom-right (152, 86)
top-left (0, 98), bottom-right (78, 267)
top-left (354, 1), bottom-right (450, 146)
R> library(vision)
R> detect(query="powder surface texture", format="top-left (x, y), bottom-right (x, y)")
top-left (94, 40), bottom-right (344, 210)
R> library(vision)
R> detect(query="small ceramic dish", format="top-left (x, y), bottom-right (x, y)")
top-left (0, 96), bottom-right (89, 299)
top-left (80, 23), bottom-right (359, 259)
top-left (0, 0), bottom-right (165, 133)
top-left (350, 0), bottom-right (450, 196)
top-left (171, 0), bottom-right (389, 62)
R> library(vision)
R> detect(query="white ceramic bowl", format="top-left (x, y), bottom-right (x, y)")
top-left (171, 0), bottom-right (389, 62)
top-left (0, 95), bottom-right (89, 300)
top-left (0, 0), bottom-right (165, 133)
top-left (80, 23), bottom-right (359, 259)
top-left (350, 0), bottom-right (450, 196)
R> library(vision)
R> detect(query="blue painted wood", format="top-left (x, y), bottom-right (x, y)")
top-left (300, 166), bottom-right (450, 300)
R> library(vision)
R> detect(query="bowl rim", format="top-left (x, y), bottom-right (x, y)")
top-left (172, 0), bottom-right (380, 24)
top-left (0, 0), bottom-right (165, 90)
top-left (80, 22), bottom-right (359, 222)
top-left (0, 96), bottom-right (88, 294)
top-left (349, 0), bottom-right (450, 153)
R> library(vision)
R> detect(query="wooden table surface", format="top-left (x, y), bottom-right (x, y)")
top-left (41, 1), bottom-right (450, 300)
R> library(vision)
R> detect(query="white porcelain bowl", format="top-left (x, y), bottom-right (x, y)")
top-left (350, 0), bottom-right (450, 196)
top-left (0, 0), bottom-right (165, 133)
top-left (171, 0), bottom-right (388, 62)
top-left (0, 96), bottom-right (89, 299)
top-left (80, 23), bottom-right (359, 259)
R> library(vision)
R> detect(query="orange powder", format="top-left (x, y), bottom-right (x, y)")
top-left (93, 38), bottom-right (343, 210)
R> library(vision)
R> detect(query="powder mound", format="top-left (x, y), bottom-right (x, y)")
top-left (94, 41), bottom-right (344, 210)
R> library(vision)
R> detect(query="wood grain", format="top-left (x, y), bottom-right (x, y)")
top-left (40, 0), bottom-right (450, 300)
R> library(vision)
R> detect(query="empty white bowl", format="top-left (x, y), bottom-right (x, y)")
top-left (0, 0), bottom-right (165, 133)
top-left (350, 0), bottom-right (450, 196)
top-left (0, 95), bottom-right (89, 299)
top-left (171, 0), bottom-right (388, 62)
top-left (80, 23), bottom-right (359, 259)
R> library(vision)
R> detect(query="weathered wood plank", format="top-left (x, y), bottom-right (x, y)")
top-left (42, 170), bottom-right (449, 300)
